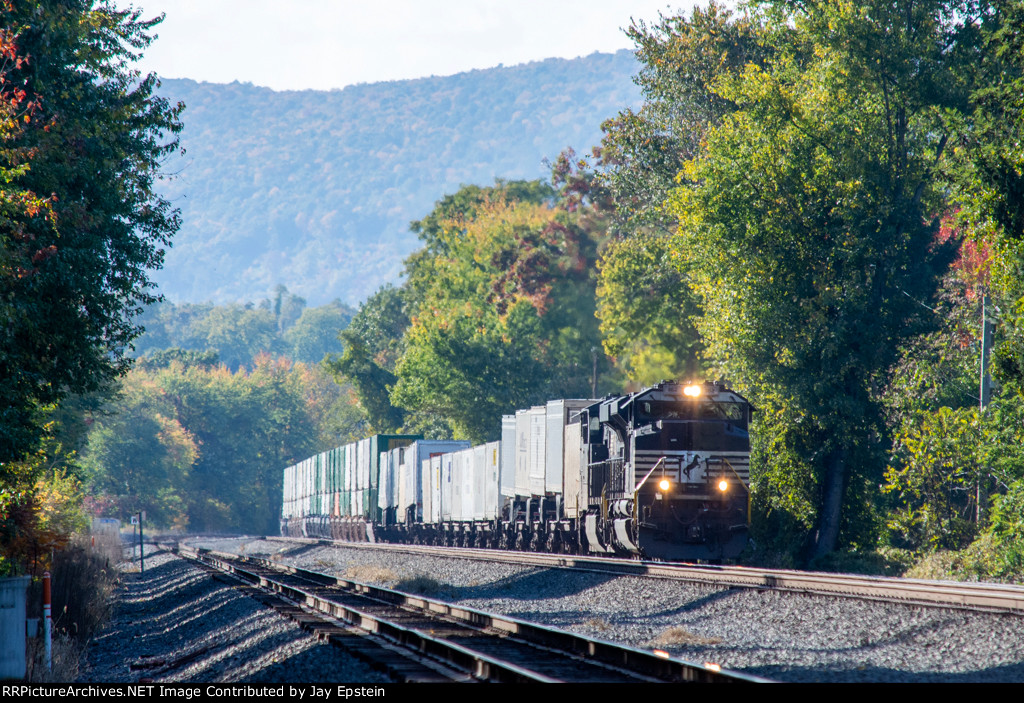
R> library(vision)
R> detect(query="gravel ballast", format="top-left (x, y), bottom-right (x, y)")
top-left (194, 537), bottom-right (1024, 683)
top-left (78, 545), bottom-right (391, 684)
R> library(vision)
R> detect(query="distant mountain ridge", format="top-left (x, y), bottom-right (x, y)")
top-left (152, 50), bottom-right (642, 306)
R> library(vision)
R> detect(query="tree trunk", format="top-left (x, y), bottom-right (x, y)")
top-left (813, 446), bottom-right (847, 560)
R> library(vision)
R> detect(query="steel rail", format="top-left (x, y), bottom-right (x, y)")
top-left (257, 536), bottom-right (1024, 615)
top-left (178, 545), bottom-right (769, 683)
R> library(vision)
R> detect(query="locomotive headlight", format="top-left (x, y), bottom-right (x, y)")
top-left (683, 384), bottom-right (702, 397)
top-left (658, 478), bottom-right (671, 492)
top-left (718, 479), bottom-right (728, 492)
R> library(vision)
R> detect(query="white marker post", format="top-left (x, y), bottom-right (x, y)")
top-left (138, 511), bottom-right (145, 574)
top-left (42, 571), bottom-right (51, 672)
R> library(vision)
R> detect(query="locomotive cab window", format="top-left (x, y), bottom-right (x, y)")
top-left (637, 401), bottom-right (748, 429)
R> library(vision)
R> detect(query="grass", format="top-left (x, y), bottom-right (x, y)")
top-left (394, 574), bottom-right (445, 596)
top-left (24, 532), bottom-right (122, 682)
top-left (345, 564), bottom-right (398, 584)
top-left (902, 535), bottom-right (1024, 584)
top-left (25, 632), bottom-right (82, 682)
top-left (35, 534), bottom-right (117, 642)
top-left (648, 626), bottom-right (723, 648)
top-left (344, 564), bottom-right (448, 596)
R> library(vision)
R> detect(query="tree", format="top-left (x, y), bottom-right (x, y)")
top-left (593, 3), bottom-right (768, 383)
top-left (84, 356), bottom-right (342, 533)
top-left (0, 1), bottom-right (182, 464)
top-left (189, 304), bottom-right (283, 371)
top-left (955, 0), bottom-right (1024, 391)
top-left (597, 2), bottom-right (769, 234)
top-left (324, 285), bottom-right (409, 433)
top-left (408, 179), bottom-right (555, 261)
top-left (884, 406), bottom-right (983, 549)
top-left (82, 374), bottom-right (196, 528)
top-left (392, 191), bottom-right (609, 442)
top-left (666, 0), bottom-right (973, 558)
top-left (393, 298), bottom-right (548, 442)
top-left (596, 233), bottom-right (702, 384)
top-left (325, 174), bottom-right (610, 441)
top-left (284, 300), bottom-right (354, 363)
top-left (260, 284), bottom-right (307, 335)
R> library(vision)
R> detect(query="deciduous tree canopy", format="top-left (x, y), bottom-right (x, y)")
top-left (597, 0), bottom-right (1024, 565)
top-left (0, 1), bottom-right (182, 464)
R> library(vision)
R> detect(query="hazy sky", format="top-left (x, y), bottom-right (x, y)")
top-left (132, 1), bottom-right (699, 91)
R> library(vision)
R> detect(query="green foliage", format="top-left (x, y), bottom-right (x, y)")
top-left (747, 397), bottom-right (820, 559)
top-left (133, 301), bottom-right (214, 355)
top-left (133, 291), bottom-right (356, 370)
top-left (952, 0), bottom-right (1024, 392)
top-left (326, 337), bottom-right (405, 434)
top-left (663, 0), bottom-right (972, 558)
top-left (875, 0), bottom-right (1024, 571)
top-left (884, 406), bottom-right (983, 550)
top-left (597, 2), bottom-right (768, 233)
top-left (81, 373), bottom-right (197, 528)
top-left (339, 285), bottom-right (410, 371)
top-left (285, 301), bottom-right (353, 363)
top-left (33, 470), bottom-right (90, 542)
top-left (331, 175), bottom-right (615, 442)
top-left (990, 480), bottom-right (1024, 542)
top-left (136, 348), bottom-right (221, 371)
top-left (325, 285), bottom-right (410, 433)
top-left (884, 275), bottom-right (983, 425)
top-left (905, 532), bottom-right (1024, 584)
top-left (264, 284), bottom-right (307, 335)
top-left (188, 305), bottom-right (283, 370)
top-left (591, 3), bottom-right (767, 385)
top-left (83, 357), bottom-right (353, 533)
top-left (0, 446), bottom-right (91, 576)
top-left (394, 299), bottom-right (549, 443)
top-left (0, 1), bottom-right (182, 463)
top-left (392, 188), bottom-right (611, 443)
top-left (409, 179), bottom-right (555, 258)
top-left (596, 233), bottom-right (702, 384)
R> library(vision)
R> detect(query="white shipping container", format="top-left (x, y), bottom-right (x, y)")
top-left (563, 421), bottom-right (586, 518)
top-left (398, 447), bottom-right (412, 517)
top-left (441, 454), bottom-right (454, 522)
top-left (515, 409), bottom-right (531, 497)
top-left (401, 441), bottom-right (471, 521)
top-left (419, 456), bottom-right (432, 524)
top-left (345, 444), bottom-right (354, 493)
top-left (362, 440), bottom-right (372, 494)
top-left (500, 415), bottom-right (516, 498)
top-left (378, 448), bottom-right (395, 513)
top-left (472, 445), bottom-right (486, 520)
top-left (423, 454), bottom-right (443, 524)
top-left (483, 441), bottom-right (501, 520)
top-left (528, 406), bottom-right (546, 496)
top-left (452, 450), bottom-right (467, 521)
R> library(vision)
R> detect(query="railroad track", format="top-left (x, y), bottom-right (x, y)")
top-left (175, 545), bottom-right (770, 684)
top-left (255, 537), bottom-right (1024, 616)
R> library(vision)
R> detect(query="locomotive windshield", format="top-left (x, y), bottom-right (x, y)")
top-left (636, 400), bottom-right (748, 429)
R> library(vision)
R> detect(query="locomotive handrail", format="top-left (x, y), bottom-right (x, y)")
top-left (720, 458), bottom-right (751, 523)
top-left (631, 457), bottom-right (669, 547)
top-left (634, 456), bottom-right (667, 492)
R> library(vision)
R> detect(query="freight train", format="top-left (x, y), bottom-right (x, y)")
top-left (281, 380), bottom-right (752, 561)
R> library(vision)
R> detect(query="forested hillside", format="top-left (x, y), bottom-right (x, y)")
top-left (152, 51), bottom-right (641, 305)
